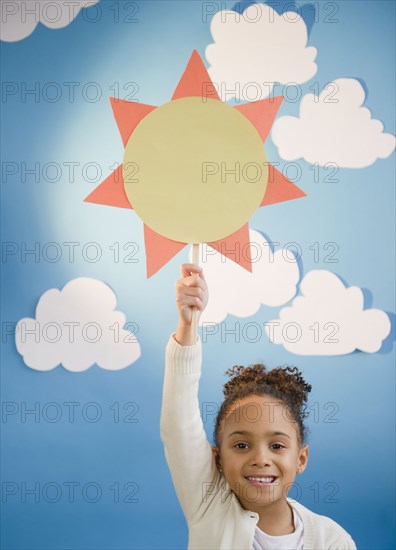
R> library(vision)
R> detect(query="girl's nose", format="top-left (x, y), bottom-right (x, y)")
top-left (251, 447), bottom-right (271, 466)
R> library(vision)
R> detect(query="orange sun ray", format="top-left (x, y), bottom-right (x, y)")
top-left (110, 98), bottom-right (157, 147)
top-left (234, 96), bottom-right (284, 142)
top-left (261, 165), bottom-right (307, 206)
top-left (84, 50), bottom-right (307, 277)
top-left (208, 223), bottom-right (253, 272)
top-left (144, 224), bottom-right (187, 278)
top-left (172, 49), bottom-right (220, 101)
top-left (84, 164), bottom-right (132, 209)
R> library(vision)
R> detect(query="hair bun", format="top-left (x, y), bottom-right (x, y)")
top-left (223, 363), bottom-right (311, 408)
top-left (223, 364), bottom-right (267, 399)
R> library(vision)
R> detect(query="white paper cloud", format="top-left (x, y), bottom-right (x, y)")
top-left (272, 78), bottom-right (396, 168)
top-left (16, 278), bottom-right (141, 372)
top-left (205, 3), bottom-right (317, 102)
top-left (190, 230), bottom-right (299, 325)
top-left (265, 270), bottom-right (391, 355)
top-left (0, 0), bottom-right (100, 42)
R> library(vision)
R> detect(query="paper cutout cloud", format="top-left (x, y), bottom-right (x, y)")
top-left (232, 1), bottom-right (316, 36)
top-left (206, 3), bottom-right (317, 102)
top-left (265, 270), bottom-right (391, 355)
top-left (0, 0), bottom-right (99, 42)
top-left (15, 278), bottom-right (140, 372)
top-left (272, 78), bottom-right (396, 167)
top-left (192, 230), bottom-right (299, 325)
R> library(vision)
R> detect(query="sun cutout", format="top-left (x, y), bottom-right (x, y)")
top-left (84, 50), bottom-right (306, 277)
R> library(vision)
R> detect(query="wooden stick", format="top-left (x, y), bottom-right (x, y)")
top-left (191, 243), bottom-right (200, 345)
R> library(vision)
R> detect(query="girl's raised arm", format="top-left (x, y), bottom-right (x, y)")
top-left (160, 264), bottom-right (221, 523)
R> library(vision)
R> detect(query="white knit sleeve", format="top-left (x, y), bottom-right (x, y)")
top-left (160, 333), bottom-right (221, 523)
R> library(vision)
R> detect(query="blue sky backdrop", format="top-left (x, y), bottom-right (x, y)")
top-left (1, 1), bottom-right (395, 549)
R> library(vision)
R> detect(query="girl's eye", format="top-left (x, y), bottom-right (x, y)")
top-left (271, 443), bottom-right (285, 450)
top-left (234, 443), bottom-right (248, 449)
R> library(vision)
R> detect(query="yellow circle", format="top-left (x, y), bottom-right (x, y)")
top-left (123, 97), bottom-right (268, 243)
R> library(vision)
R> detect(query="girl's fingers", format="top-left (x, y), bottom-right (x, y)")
top-left (184, 275), bottom-right (204, 289)
top-left (179, 285), bottom-right (203, 299)
top-left (179, 296), bottom-right (204, 315)
top-left (180, 263), bottom-right (204, 280)
top-left (176, 264), bottom-right (208, 313)
top-left (176, 283), bottom-right (202, 302)
top-left (176, 275), bottom-right (204, 290)
top-left (179, 295), bottom-right (203, 309)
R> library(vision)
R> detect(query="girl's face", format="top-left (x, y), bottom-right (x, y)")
top-left (214, 394), bottom-right (308, 514)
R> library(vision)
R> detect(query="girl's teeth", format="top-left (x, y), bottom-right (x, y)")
top-left (247, 477), bottom-right (274, 483)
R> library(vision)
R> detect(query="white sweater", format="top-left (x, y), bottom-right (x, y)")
top-left (160, 333), bottom-right (357, 550)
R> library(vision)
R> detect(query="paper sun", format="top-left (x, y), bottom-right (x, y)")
top-left (84, 51), bottom-right (306, 277)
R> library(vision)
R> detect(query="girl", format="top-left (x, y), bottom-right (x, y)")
top-left (160, 264), bottom-right (356, 549)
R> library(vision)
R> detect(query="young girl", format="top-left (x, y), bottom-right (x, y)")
top-left (160, 263), bottom-right (356, 549)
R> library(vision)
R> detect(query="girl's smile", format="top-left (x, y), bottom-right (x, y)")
top-left (244, 475), bottom-right (279, 487)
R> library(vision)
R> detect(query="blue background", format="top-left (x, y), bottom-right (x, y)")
top-left (1, 1), bottom-right (395, 549)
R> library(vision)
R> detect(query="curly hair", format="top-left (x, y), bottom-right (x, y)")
top-left (213, 363), bottom-right (312, 448)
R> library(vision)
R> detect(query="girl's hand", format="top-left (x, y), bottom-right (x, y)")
top-left (174, 264), bottom-right (208, 345)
